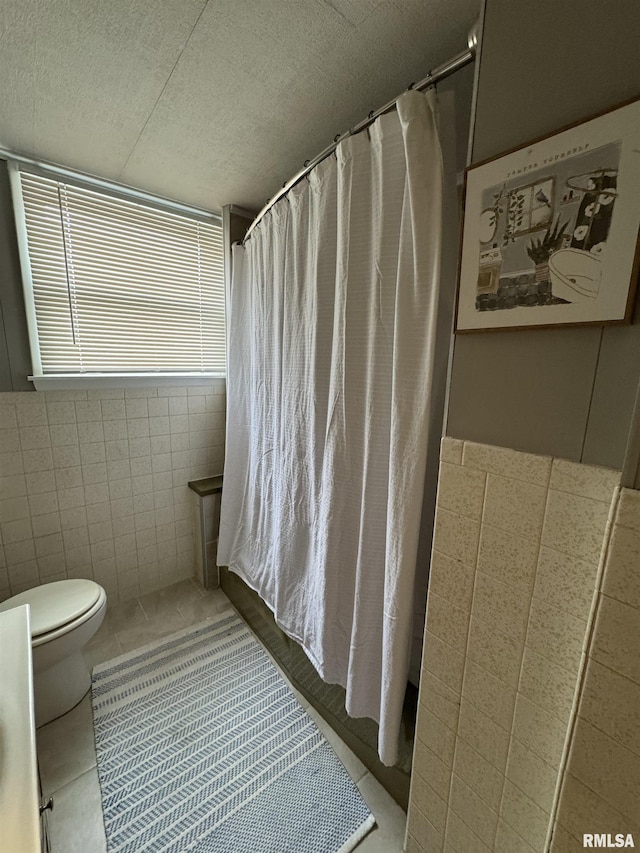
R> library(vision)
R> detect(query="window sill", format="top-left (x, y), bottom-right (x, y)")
top-left (29, 373), bottom-right (226, 391)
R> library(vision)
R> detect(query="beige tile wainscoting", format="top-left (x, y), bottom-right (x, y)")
top-left (551, 487), bottom-right (640, 852)
top-left (405, 438), bottom-right (640, 853)
top-left (0, 384), bottom-right (225, 603)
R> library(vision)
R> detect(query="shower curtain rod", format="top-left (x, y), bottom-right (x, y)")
top-left (243, 20), bottom-right (479, 244)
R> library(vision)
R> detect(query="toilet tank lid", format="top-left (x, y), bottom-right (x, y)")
top-left (0, 580), bottom-right (102, 638)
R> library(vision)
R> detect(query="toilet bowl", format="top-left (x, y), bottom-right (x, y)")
top-left (0, 579), bottom-right (107, 727)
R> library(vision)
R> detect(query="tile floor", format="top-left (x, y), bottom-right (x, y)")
top-left (37, 578), bottom-right (407, 853)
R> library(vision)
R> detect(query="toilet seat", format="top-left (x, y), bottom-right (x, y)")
top-left (0, 580), bottom-right (105, 645)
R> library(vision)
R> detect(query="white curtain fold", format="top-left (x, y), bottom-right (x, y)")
top-left (218, 90), bottom-right (443, 765)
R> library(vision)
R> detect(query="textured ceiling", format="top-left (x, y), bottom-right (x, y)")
top-left (0, 0), bottom-right (479, 213)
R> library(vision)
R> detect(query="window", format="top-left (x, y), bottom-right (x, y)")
top-left (10, 166), bottom-right (225, 386)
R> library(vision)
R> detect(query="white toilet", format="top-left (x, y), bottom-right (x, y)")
top-left (0, 579), bottom-right (107, 727)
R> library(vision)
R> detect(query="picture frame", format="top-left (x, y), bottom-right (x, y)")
top-left (455, 97), bottom-right (640, 332)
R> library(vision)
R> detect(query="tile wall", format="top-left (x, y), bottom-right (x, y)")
top-left (0, 382), bottom-right (225, 603)
top-left (551, 487), bottom-right (640, 851)
top-left (405, 438), bottom-right (621, 853)
top-left (193, 490), bottom-right (222, 588)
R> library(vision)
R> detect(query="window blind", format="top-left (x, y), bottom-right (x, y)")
top-left (18, 171), bottom-right (225, 375)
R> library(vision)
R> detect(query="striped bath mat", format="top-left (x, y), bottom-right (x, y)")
top-left (91, 610), bottom-right (375, 853)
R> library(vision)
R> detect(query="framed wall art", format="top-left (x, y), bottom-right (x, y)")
top-left (456, 97), bottom-right (640, 332)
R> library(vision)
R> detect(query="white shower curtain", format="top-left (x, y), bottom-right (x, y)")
top-left (218, 90), bottom-right (443, 766)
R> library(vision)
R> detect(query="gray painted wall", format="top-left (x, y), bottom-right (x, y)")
top-left (0, 160), bottom-right (32, 391)
top-left (447, 0), bottom-right (640, 468)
